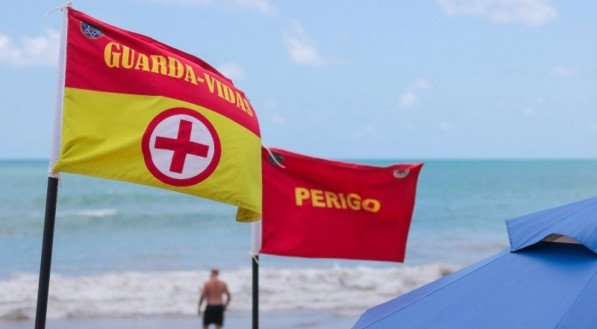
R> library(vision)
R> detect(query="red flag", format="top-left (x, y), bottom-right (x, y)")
top-left (260, 148), bottom-right (423, 262)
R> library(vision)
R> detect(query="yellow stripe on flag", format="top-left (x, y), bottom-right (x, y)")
top-left (53, 88), bottom-right (262, 221)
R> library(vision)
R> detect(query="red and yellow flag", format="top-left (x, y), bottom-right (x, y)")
top-left (51, 8), bottom-right (261, 221)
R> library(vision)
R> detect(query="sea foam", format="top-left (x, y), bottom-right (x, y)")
top-left (58, 208), bottom-right (118, 218)
top-left (0, 264), bottom-right (458, 321)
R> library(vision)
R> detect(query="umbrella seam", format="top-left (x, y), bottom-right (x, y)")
top-left (509, 199), bottom-right (597, 252)
top-left (359, 253), bottom-right (505, 328)
top-left (554, 269), bottom-right (597, 329)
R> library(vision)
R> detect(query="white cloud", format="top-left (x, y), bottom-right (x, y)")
top-left (148, 0), bottom-right (276, 15)
top-left (399, 91), bottom-right (418, 109)
top-left (492, 99), bottom-right (509, 112)
top-left (269, 113), bottom-right (287, 124)
top-left (263, 98), bottom-right (276, 109)
top-left (149, 0), bottom-right (211, 4)
top-left (284, 20), bottom-right (324, 66)
top-left (216, 62), bottom-right (246, 81)
top-left (0, 29), bottom-right (60, 67)
top-left (259, 98), bottom-right (286, 124)
top-left (551, 65), bottom-right (574, 78)
top-left (398, 78), bottom-right (433, 109)
top-left (522, 106), bottom-right (536, 116)
top-left (308, 112), bottom-right (323, 125)
top-left (234, 0), bottom-right (276, 15)
top-left (439, 122), bottom-right (454, 132)
top-left (354, 124), bottom-right (383, 140)
top-left (437, 0), bottom-right (558, 26)
top-left (412, 78), bottom-right (432, 90)
top-left (492, 97), bottom-right (544, 116)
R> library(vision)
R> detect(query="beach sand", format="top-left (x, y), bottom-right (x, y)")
top-left (0, 311), bottom-right (358, 329)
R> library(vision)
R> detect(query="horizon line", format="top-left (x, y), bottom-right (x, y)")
top-left (2, 157), bottom-right (597, 162)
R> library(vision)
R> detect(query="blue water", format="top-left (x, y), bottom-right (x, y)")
top-left (0, 160), bottom-right (252, 277)
top-left (406, 160), bottom-right (597, 263)
top-left (1, 159), bottom-right (597, 326)
top-left (2, 159), bottom-right (596, 279)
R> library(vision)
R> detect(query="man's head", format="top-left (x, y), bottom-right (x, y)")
top-left (210, 268), bottom-right (219, 277)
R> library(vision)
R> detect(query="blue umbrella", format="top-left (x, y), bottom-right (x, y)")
top-left (353, 197), bottom-right (597, 329)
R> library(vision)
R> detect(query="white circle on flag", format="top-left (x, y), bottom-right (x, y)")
top-left (142, 108), bottom-right (221, 186)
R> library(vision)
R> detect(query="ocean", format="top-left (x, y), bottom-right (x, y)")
top-left (1, 159), bottom-right (596, 328)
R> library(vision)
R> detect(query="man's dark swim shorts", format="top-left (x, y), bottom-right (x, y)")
top-left (203, 304), bottom-right (224, 326)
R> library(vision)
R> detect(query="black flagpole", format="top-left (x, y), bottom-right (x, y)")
top-left (252, 254), bottom-right (259, 329)
top-left (34, 176), bottom-right (59, 329)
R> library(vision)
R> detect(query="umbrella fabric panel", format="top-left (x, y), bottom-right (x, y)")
top-left (557, 270), bottom-right (597, 329)
top-left (352, 251), bottom-right (507, 328)
top-left (507, 196), bottom-right (597, 253)
top-left (353, 243), bottom-right (597, 329)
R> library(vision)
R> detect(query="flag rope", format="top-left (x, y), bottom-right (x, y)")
top-left (263, 146), bottom-right (286, 169)
top-left (251, 253), bottom-right (260, 265)
top-left (42, 1), bottom-right (72, 19)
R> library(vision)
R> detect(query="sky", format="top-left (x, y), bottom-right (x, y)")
top-left (0, 0), bottom-right (596, 160)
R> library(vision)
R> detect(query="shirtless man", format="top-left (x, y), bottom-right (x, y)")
top-left (198, 268), bottom-right (231, 329)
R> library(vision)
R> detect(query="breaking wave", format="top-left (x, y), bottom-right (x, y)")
top-left (0, 264), bottom-right (459, 321)
top-left (58, 209), bottom-right (118, 218)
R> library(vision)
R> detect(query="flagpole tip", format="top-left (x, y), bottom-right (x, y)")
top-left (42, 1), bottom-right (73, 19)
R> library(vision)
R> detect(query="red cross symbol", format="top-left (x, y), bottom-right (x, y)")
top-left (154, 120), bottom-right (209, 174)
top-left (142, 108), bottom-right (221, 187)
